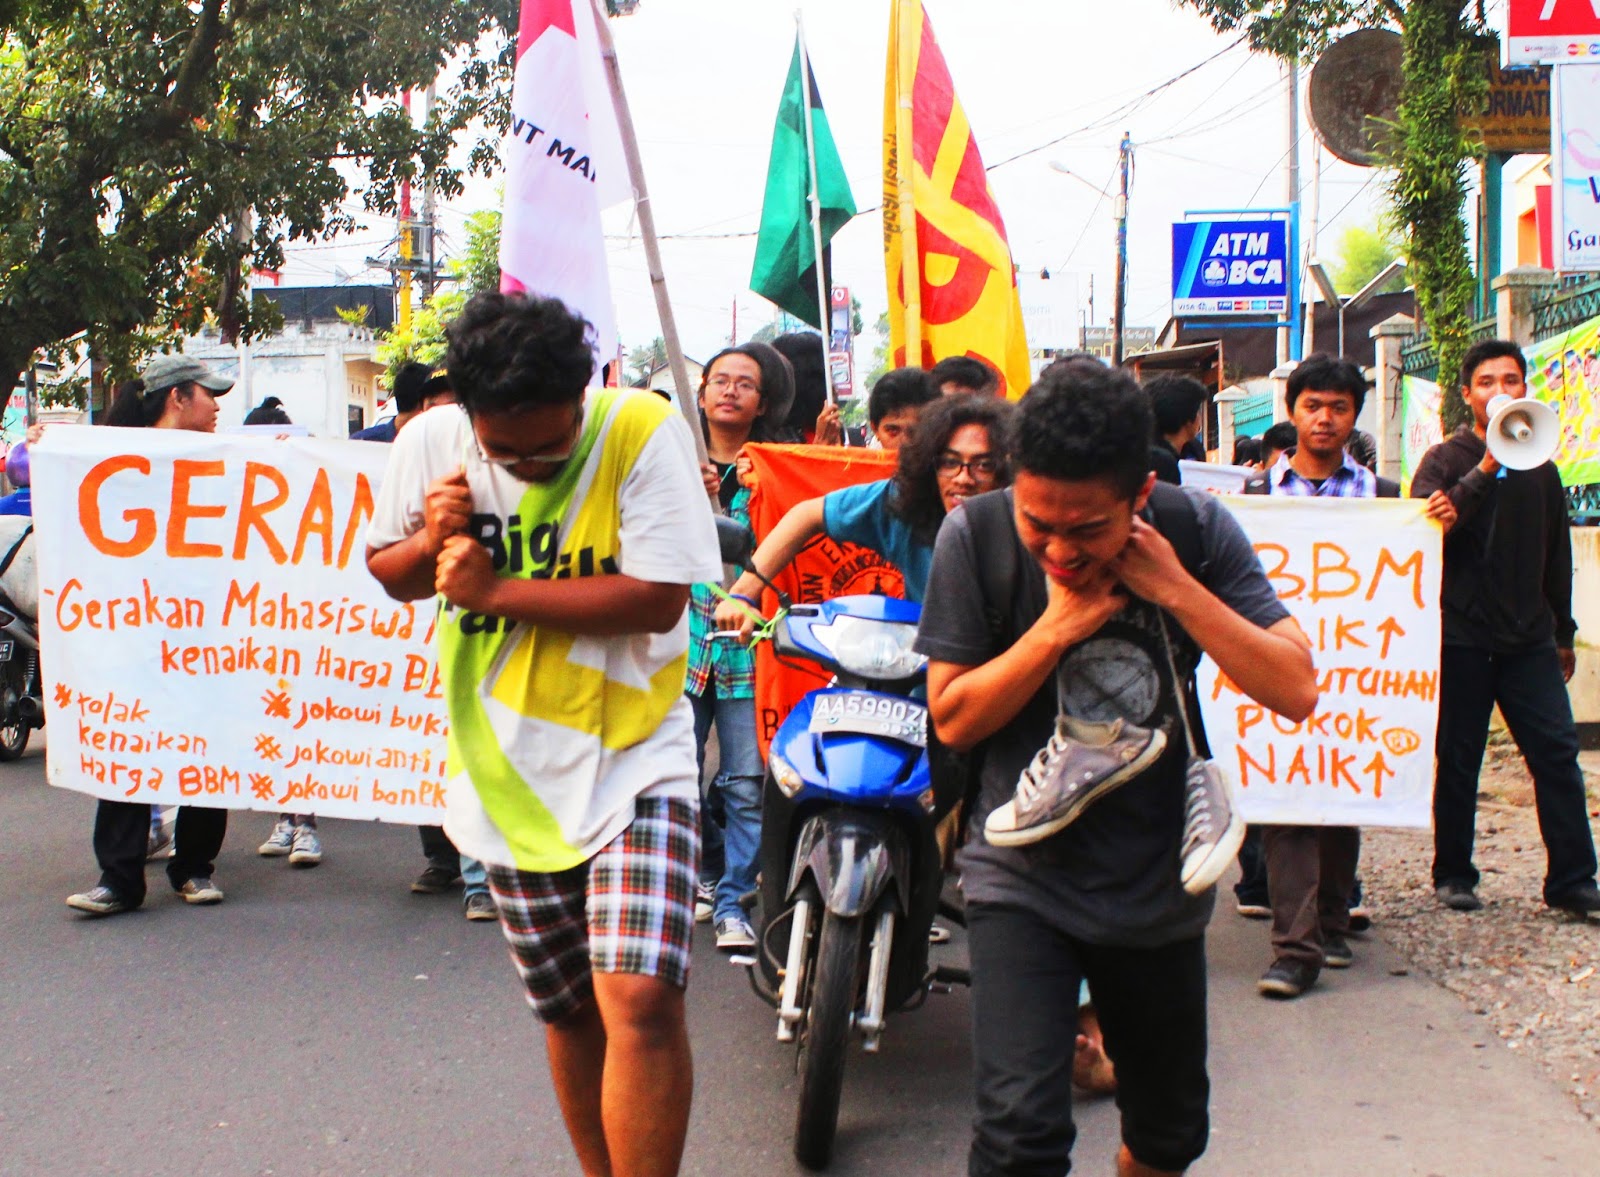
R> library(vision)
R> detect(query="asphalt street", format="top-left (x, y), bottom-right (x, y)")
top-left (3, 737), bottom-right (1597, 1177)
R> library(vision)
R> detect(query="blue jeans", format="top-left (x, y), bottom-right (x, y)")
top-left (690, 687), bottom-right (763, 924)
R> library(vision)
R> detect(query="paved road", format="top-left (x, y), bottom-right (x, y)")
top-left (3, 741), bottom-right (1596, 1176)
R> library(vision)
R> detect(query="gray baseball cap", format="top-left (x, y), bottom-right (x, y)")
top-left (140, 355), bottom-right (235, 396)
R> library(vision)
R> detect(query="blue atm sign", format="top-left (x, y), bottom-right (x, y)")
top-left (1172, 219), bottom-right (1290, 315)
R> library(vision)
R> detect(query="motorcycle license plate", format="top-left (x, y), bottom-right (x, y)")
top-left (808, 692), bottom-right (927, 746)
top-left (0, 641), bottom-right (13, 663)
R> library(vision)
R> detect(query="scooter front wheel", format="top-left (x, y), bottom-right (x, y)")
top-left (794, 908), bottom-right (863, 1170)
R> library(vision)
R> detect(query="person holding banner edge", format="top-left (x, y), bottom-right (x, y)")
top-left (65, 356), bottom-right (237, 916)
top-left (1411, 339), bottom-right (1600, 921)
top-left (366, 292), bottom-right (720, 1177)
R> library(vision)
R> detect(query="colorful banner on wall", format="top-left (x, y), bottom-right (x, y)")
top-left (1197, 497), bottom-right (1442, 829)
top-left (743, 443), bottom-right (902, 752)
top-left (1524, 314), bottom-right (1600, 487)
top-left (1399, 374), bottom-right (1444, 493)
top-left (32, 428), bottom-right (448, 823)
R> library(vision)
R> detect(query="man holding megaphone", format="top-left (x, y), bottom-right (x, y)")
top-left (1411, 340), bottom-right (1600, 922)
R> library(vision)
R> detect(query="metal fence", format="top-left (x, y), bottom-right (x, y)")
top-left (1531, 276), bottom-right (1600, 342)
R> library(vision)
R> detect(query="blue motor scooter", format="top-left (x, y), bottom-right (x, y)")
top-left (712, 520), bottom-right (963, 1171)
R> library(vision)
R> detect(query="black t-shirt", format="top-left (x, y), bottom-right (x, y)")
top-left (915, 487), bottom-right (1289, 947)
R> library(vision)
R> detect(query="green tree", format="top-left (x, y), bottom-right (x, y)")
top-left (626, 336), bottom-right (667, 385)
top-left (0, 0), bottom-right (520, 398)
top-left (1330, 221), bottom-right (1405, 294)
top-left (864, 310), bottom-right (891, 388)
top-left (374, 289), bottom-right (463, 386)
top-left (1179, 1), bottom-right (1489, 429)
top-left (449, 207), bottom-right (503, 299)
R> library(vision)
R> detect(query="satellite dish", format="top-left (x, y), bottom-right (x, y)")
top-left (1308, 28), bottom-right (1403, 168)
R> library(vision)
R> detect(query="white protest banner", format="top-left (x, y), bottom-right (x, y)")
top-left (1197, 497), bottom-right (1441, 828)
top-left (1553, 62), bottom-right (1600, 271)
top-left (32, 427), bottom-right (448, 823)
top-left (1179, 459), bottom-right (1252, 495)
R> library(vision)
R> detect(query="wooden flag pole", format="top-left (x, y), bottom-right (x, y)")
top-left (796, 11), bottom-right (837, 412)
top-left (590, 0), bottom-right (711, 471)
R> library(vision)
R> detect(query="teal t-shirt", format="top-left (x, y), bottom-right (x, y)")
top-left (821, 480), bottom-right (931, 602)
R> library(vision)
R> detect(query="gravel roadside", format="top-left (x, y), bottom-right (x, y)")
top-left (1358, 744), bottom-right (1600, 1124)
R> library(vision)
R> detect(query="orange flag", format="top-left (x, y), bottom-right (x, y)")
top-left (743, 443), bottom-right (903, 754)
top-left (883, 0), bottom-right (1031, 399)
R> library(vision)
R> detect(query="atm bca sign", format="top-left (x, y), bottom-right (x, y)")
top-left (1509, 0), bottom-right (1600, 64)
top-left (1172, 220), bottom-right (1289, 316)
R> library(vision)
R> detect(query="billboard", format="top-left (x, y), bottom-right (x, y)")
top-left (1172, 219), bottom-right (1290, 316)
top-left (1509, 0), bottom-right (1600, 65)
top-left (1552, 62), bottom-right (1600, 270)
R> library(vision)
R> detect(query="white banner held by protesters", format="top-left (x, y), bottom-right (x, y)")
top-left (32, 427), bottom-right (448, 824)
top-left (1197, 497), bottom-right (1442, 828)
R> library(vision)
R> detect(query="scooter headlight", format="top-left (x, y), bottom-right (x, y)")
top-left (770, 752), bottom-right (806, 798)
top-left (810, 615), bottom-right (926, 681)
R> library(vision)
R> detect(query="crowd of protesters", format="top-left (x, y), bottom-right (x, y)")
top-left (27, 298), bottom-right (1600, 1177)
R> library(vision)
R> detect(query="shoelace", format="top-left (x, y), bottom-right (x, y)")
top-left (1016, 727), bottom-right (1071, 807)
top-left (1182, 788), bottom-right (1213, 847)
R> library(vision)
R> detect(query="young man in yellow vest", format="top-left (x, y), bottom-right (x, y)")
top-left (367, 292), bottom-right (720, 1177)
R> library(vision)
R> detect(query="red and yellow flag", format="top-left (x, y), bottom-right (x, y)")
top-left (743, 443), bottom-right (903, 754)
top-left (883, 0), bottom-right (1031, 398)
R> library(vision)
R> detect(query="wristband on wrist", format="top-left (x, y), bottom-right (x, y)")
top-left (729, 591), bottom-right (760, 607)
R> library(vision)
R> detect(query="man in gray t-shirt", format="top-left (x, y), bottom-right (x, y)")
top-left (916, 361), bottom-right (1317, 1177)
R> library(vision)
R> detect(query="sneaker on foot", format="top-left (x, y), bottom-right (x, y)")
top-left (1548, 882), bottom-right (1600, 922)
top-left (1436, 881), bottom-right (1482, 912)
top-left (464, 892), bottom-right (498, 921)
top-left (1235, 895), bottom-right (1272, 920)
top-left (258, 817), bottom-right (295, 857)
top-left (66, 885), bottom-right (133, 917)
top-left (178, 877), bottom-right (224, 905)
top-left (147, 809), bottom-right (175, 861)
top-left (288, 825), bottom-right (322, 867)
top-left (1257, 958), bottom-right (1318, 999)
top-left (985, 716), bottom-right (1166, 848)
top-left (715, 916), bottom-right (756, 950)
top-left (411, 865), bottom-right (460, 894)
top-left (1321, 936), bottom-right (1354, 969)
top-left (1347, 904), bottom-right (1372, 933)
top-left (1179, 758), bottom-right (1246, 895)
top-left (694, 881), bottom-right (715, 924)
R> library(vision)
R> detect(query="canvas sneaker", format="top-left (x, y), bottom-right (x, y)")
top-left (411, 865), bottom-right (460, 894)
top-left (694, 881), bottom-right (715, 925)
top-left (984, 715), bottom-right (1166, 848)
top-left (66, 885), bottom-right (133, 917)
top-left (258, 817), bottom-right (295, 857)
top-left (464, 892), bottom-right (498, 922)
top-left (178, 877), bottom-right (224, 905)
top-left (715, 916), bottom-right (756, 950)
top-left (1178, 758), bottom-right (1247, 895)
top-left (288, 824), bottom-right (322, 867)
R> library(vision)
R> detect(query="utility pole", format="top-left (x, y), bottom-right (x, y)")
top-left (397, 91), bottom-right (413, 336)
top-left (1112, 132), bottom-right (1132, 367)
top-left (1281, 56), bottom-right (1301, 367)
top-left (418, 83), bottom-right (439, 303)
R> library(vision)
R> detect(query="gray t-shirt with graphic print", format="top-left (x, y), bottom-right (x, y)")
top-left (915, 486), bottom-right (1288, 948)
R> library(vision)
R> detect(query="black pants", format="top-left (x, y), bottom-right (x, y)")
top-left (967, 903), bottom-right (1209, 1176)
top-left (418, 824), bottom-right (460, 871)
top-left (94, 800), bottom-right (226, 906)
top-left (1434, 643), bottom-right (1598, 903)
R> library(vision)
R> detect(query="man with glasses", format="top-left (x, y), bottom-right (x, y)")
top-left (367, 292), bottom-right (721, 1177)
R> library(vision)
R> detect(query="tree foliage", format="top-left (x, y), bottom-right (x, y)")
top-left (1330, 221), bottom-right (1404, 293)
top-left (0, 0), bottom-right (519, 393)
top-left (626, 336), bottom-right (667, 385)
top-left (449, 207), bottom-right (502, 299)
top-left (1179, 1), bottom-right (1486, 429)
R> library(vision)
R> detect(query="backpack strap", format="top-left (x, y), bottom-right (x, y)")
top-left (957, 489), bottom-right (1020, 648)
top-left (1143, 482), bottom-right (1207, 580)
top-left (0, 524), bottom-right (32, 583)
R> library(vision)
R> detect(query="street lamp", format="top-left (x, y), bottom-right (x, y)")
top-left (1306, 257), bottom-right (1407, 358)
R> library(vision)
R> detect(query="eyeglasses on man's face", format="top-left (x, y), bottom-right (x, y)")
top-left (471, 404), bottom-right (583, 470)
top-left (936, 453), bottom-right (1000, 479)
top-left (705, 374), bottom-right (761, 396)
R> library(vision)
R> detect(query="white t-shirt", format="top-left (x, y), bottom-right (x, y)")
top-left (368, 390), bottom-right (721, 871)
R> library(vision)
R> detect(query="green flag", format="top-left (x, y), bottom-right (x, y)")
top-left (750, 39), bottom-right (857, 329)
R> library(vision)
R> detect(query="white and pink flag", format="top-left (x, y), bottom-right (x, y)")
top-left (499, 0), bottom-right (629, 365)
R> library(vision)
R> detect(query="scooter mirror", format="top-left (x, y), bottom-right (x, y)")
top-left (715, 516), bottom-right (756, 568)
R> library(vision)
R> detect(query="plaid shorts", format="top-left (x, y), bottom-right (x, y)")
top-left (485, 797), bottom-right (700, 1023)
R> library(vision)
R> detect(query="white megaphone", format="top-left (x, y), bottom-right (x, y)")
top-left (1485, 394), bottom-right (1559, 470)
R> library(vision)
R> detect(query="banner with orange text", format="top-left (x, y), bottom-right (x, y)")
top-left (744, 443), bottom-right (902, 753)
top-left (883, 0), bottom-right (1031, 398)
top-left (1197, 497), bottom-right (1442, 828)
top-left (32, 427), bottom-right (447, 823)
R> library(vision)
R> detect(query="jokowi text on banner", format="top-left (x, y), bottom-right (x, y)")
top-left (1197, 498), bottom-right (1442, 829)
top-left (743, 444), bottom-right (902, 753)
top-left (882, 0), bottom-right (1030, 399)
top-left (500, 0), bottom-right (630, 361)
top-left (32, 428), bottom-right (448, 823)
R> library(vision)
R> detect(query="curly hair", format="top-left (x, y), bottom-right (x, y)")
top-left (891, 393), bottom-right (1016, 542)
top-left (1014, 360), bottom-right (1151, 499)
top-left (444, 291), bottom-right (595, 415)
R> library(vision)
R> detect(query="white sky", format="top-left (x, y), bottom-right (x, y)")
top-left (279, 0), bottom-right (1397, 364)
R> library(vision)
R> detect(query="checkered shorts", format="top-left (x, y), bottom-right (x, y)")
top-left (485, 797), bottom-right (700, 1023)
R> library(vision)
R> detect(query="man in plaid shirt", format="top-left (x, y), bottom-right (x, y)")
top-left (1246, 355), bottom-right (1454, 1000)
